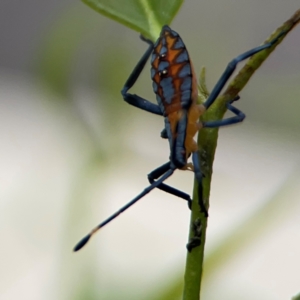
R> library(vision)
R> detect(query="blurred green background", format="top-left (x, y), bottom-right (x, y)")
top-left (0, 1), bottom-right (300, 299)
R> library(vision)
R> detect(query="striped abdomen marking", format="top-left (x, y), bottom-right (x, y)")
top-left (151, 26), bottom-right (198, 116)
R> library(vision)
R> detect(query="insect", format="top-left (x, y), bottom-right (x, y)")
top-left (74, 25), bottom-right (285, 252)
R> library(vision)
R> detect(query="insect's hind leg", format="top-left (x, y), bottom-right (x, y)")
top-left (148, 162), bottom-right (192, 209)
top-left (74, 167), bottom-right (175, 252)
top-left (192, 152), bottom-right (208, 217)
top-left (121, 36), bottom-right (163, 116)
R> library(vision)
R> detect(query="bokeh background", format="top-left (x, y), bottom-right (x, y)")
top-left (1, 1), bottom-right (300, 299)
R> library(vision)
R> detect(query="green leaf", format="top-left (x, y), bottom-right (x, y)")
top-left (82, 0), bottom-right (184, 40)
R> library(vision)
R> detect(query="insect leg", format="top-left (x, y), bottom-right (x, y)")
top-left (203, 31), bottom-right (286, 110)
top-left (121, 39), bottom-right (163, 116)
top-left (192, 152), bottom-right (208, 217)
top-left (202, 101), bottom-right (245, 128)
top-left (74, 168), bottom-right (174, 252)
top-left (160, 128), bottom-right (168, 139)
top-left (148, 162), bottom-right (192, 208)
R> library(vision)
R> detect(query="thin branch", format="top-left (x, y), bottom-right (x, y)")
top-left (183, 9), bottom-right (300, 300)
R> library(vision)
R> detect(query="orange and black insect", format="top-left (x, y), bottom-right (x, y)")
top-left (74, 25), bottom-right (285, 252)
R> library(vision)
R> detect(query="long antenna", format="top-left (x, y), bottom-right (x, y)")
top-left (73, 169), bottom-right (174, 252)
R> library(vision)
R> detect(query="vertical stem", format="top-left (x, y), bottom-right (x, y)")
top-left (183, 120), bottom-right (222, 300)
top-left (182, 9), bottom-right (300, 300)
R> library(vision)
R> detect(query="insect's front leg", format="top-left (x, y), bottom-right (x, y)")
top-left (121, 37), bottom-right (163, 116)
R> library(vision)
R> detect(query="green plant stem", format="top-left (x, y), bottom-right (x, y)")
top-left (292, 292), bottom-right (300, 300)
top-left (183, 9), bottom-right (300, 300)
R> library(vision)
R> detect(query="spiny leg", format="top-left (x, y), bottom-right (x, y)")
top-left (148, 162), bottom-right (192, 208)
top-left (73, 168), bottom-right (175, 252)
top-left (121, 36), bottom-right (163, 116)
top-left (203, 30), bottom-right (286, 110)
top-left (192, 151), bottom-right (208, 217)
top-left (203, 101), bottom-right (245, 128)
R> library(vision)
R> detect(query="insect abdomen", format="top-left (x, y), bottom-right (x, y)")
top-left (150, 25), bottom-right (195, 116)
